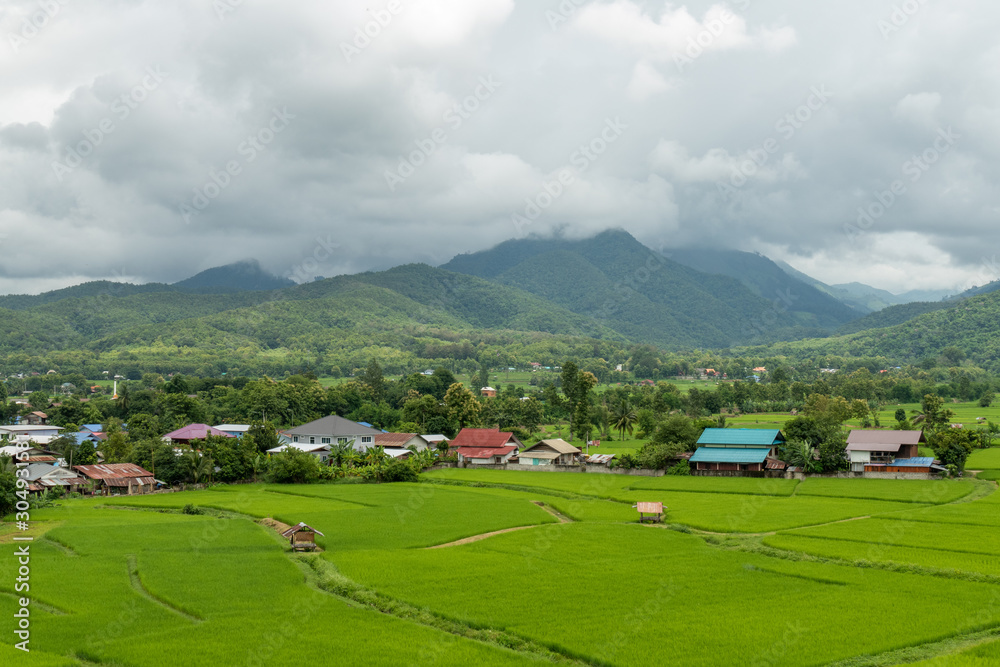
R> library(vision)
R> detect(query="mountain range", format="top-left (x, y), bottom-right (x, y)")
top-left (1, 230), bottom-right (998, 374)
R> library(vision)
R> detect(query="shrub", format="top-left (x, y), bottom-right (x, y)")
top-left (611, 453), bottom-right (638, 470)
top-left (666, 460), bottom-right (691, 476)
top-left (182, 503), bottom-right (204, 515)
top-left (383, 460), bottom-right (419, 483)
top-left (266, 448), bottom-right (322, 484)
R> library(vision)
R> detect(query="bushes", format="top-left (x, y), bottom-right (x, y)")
top-left (266, 448), bottom-right (322, 484)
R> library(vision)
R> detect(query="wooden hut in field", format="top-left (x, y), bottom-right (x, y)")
top-left (634, 502), bottom-right (664, 523)
top-left (281, 522), bottom-right (324, 551)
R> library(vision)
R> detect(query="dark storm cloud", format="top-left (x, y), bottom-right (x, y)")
top-left (0, 0), bottom-right (996, 294)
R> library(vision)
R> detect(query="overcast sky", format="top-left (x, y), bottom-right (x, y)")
top-left (1, 0), bottom-right (997, 295)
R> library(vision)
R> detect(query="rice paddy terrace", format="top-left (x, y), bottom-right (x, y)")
top-left (5, 470), bottom-right (1000, 665)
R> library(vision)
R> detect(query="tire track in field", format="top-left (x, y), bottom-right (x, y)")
top-left (126, 555), bottom-right (203, 623)
top-left (425, 501), bottom-right (572, 549)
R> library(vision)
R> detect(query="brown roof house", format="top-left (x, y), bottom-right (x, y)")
top-left (846, 430), bottom-right (926, 472)
top-left (371, 432), bottom-right (430, 452)
top-left (75, 463), bottom-right (156, 495)
top-left (518, 439), bottom-right (581, 466)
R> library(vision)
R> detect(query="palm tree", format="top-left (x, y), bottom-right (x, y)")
top-left (183, 450), bottom-right (214, 485)
top-left (329, 441), bottom-right (356, 467)
top-left (613, 401), bottom-right (638, 442)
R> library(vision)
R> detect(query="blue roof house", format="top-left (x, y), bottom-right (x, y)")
top-left (690, 429), bottom-right (786, 475)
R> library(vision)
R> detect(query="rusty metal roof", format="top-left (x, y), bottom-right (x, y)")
top-left (74, 463), bottom-right (153, 480)
top-left (281, 522), bottom-right (325, 538)
top-left (635, 502), bottom-right (663, 514)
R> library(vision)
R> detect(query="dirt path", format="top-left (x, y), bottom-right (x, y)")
top-left (427, 501), bottom-right (572, 549)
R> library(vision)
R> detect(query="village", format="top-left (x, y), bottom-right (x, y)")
top-left (2, 407), bottom-right (950, 500)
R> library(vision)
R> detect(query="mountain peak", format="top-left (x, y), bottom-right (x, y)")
top-left (173, 259), bottom-right (294, 293)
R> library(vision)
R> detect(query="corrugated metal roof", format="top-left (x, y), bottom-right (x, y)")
top-left (457, 445), bottom-right (517, 459)
top-left (450, 428), bottom-right (518, 449)
top-left (689, 447), bottom-right (771, 464)
top-left (889, 457), bottom-right (935, 467)
top-left (846, 442), bottom-right (902, 452)
top-left (523, 439), bottom-right (580, 455)
top-left (586, 454), bottom-right (615, 464)
top-left (281, 522), bottom-right (325, 538)
top-left (848, 430), bottom-right (925, 445)
top-left (75, 463), bottom-right (154, 480)
top-left (697, 428), bottom-right (784, 446)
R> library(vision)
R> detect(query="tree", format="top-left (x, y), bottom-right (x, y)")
top-left (613, 401), bottom-right (638, 441)
top-left (782, 440), bottom-right (822, 473)
top-left (979, 392), bottom-right (995, 408)
top-left (929, 428), bottom-right (977, 471)
top-left (266, 448), bottom-right (320, 484)
top-left (182, 450), bottom-right (214, 484)
top-left (27, 390), bottom-right (50, 412)
top-left (921, 394), bottom-right (953, 433)
top-left (0, 455), bottom-right (18, 519)
top-left (649, 415), bottom-right (700, 451)
top-left (571, 371), bottom-right (597, 443)
top-left (245, 421), bottom-right (280, 453)
top-left (359, 359), bottom-right (385, 402)
top-left (444, 383), bottom-right (481, 430)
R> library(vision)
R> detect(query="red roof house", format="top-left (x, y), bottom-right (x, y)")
top-left (163, 423), bottom-right (236, 445)
top-left (456, 445), bottom-right (518, 465)
top-left (449, 428), bottom-right (522, 451)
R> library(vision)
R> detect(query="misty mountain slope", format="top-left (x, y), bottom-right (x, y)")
top-left (287, 263), bottom-right (623, 338)
top-left (954, 279), bottom-right (1000, 299)
top-left (0, 281), bottom-right (176, 311)
top-left (834, 301), bottom-right (954, 335)
top-left (671, 249), bottom-right (860, 328)
top-left (443, 229), bottom-right (805, 348)
top-left (766, 290), bottom-right (1000, 371)
top-left (172, 259), bottom-right (295, 293)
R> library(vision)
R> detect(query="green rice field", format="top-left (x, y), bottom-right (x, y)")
top-left (4, 471), bottom-right (1000, 665)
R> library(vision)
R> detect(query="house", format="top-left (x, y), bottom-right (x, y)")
top-left (25, 411), bottom-right (48, 425)
top-left (518, 439), bottom-right (581, 466)
top-left (846, 430), bottom-right (926, 472)
top-left (75, 463), bottom-right (156, 495)
top-left (281, 522), bottom-right (324, 552)
top-left (0, 445), bottom-right (57, 463)
top-left (214, 424), bottom-right (252, 437)
top-left (268, 441), bottom-right (331, 462)
top-left (449, 428), bottom-right (523, 453)
top-left (689, 428), bottom-right (786, 474)
top-left (481, 387), bottom-right (496, 398)
top-left (0, 424), bottom-right (62, 446)
top-left (457, 445), bottom-right (518, 465)
top-left (23, 463), bottom-right (87, 495)
top-left (163, 424), bottom-right (235, 445)
top-left (371, 432), bottom-right (430, 452)
top-left (423, 434), bottom-right (449, 450)
top-left (279, 415), bottom-right (383, 452)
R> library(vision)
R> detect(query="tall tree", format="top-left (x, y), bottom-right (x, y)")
top-left (444, 383), bottom-right (481, 430)
top-left (613, 401), bottom-right (638, 441)
top-left (360, 359), bottom-right (385, 403)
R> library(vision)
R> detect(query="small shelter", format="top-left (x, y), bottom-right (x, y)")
top-left (634, 502), bottom-right (664, 523)
top-left (74, 463), bottom-right (155, 495)
top-left (281, 522), bottom-right (325, 552)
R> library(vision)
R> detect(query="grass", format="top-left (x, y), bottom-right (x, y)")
top-left (7, 471), bottom-right (1000, 664)
top-left (967, 448), bottom-right (1000, 470)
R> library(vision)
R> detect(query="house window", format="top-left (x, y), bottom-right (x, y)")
top-left (321, 438), bottom-right (331, 444)
top-left (309, 437), bottom-right (316, 444)
top-left (292, 436), bottom-right (299, 443)
top-left (361, 436), bottom-right (372, 444)
top-left (337, 437), bottom-right (348, 445)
